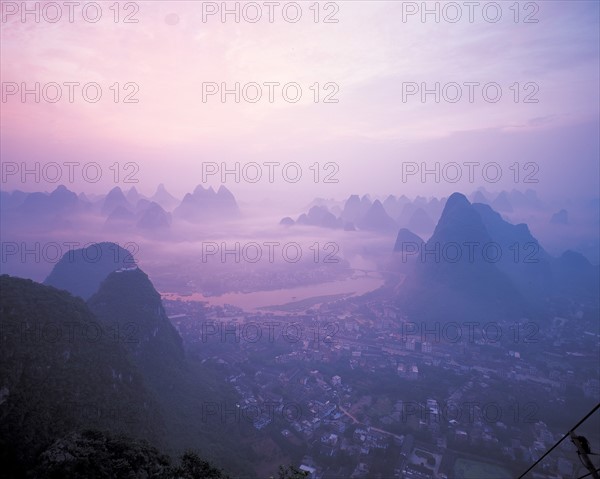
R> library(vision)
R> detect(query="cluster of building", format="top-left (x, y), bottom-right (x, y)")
top-left (164, 295), bottom-right (599, 479)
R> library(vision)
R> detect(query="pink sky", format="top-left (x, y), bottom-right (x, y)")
top-left (1, 1), bottom-right (598, 203)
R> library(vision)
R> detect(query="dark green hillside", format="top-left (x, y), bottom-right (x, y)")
top-left (87, 268), bottom-right (260, 476)
top-left (0, 275), bottom-right (164, 477)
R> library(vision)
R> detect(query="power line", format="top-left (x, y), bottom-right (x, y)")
top-left (576, 468), bottom-right (600, 479)
top-left (517, 402), bottom-right (600, 479)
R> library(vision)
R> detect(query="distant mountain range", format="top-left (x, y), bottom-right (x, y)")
top-left (395, 193), bottom-right (599, 322)
top-left (282, 189), bottom-right (549, 236)
top-left (0, 183), bottom-right (240, 234)
top-left (278, 189), bottom-right (598, 263)
top-left (1, 192), bottom-right (597, 475)
top-left (281, 193), bottom-right (437, 235)
top-left (173, 185), bottom-right (240, 223)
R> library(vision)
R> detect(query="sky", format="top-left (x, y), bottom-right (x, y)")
top-left (1, 0), bottom-right (599, 204)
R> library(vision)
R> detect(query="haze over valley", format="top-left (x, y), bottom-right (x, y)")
top-left (1, 2), bottom-right (599, 478)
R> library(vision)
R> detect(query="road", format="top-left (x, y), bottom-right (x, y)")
top-left (338, 404), bottom-right (404, 442)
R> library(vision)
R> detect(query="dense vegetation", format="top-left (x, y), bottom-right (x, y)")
top-left (30, 429), bottom-right (227, 479)
top-left (1, 272), bottom-right (304, 478)
top-left (0, 275), bottom-right (164, 477)
top-left (87, 268), bottom-right (261, 475)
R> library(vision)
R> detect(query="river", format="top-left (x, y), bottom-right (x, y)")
top-left (161, 267), bottom-right (385, 312)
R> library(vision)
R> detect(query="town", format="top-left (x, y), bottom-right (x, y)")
top-left (164, 294), bottom-right (599, 479)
